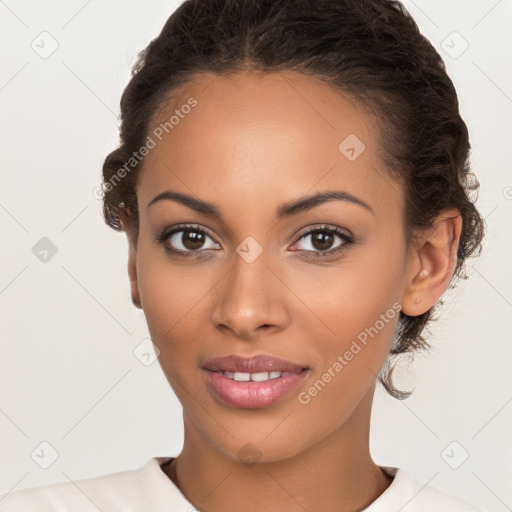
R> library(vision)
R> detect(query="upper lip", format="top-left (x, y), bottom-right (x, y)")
top-left (202, 354), bottom-right (308, 373)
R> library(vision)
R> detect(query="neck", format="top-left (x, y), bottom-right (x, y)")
top-left (163, 386), bottom-right (393, 512)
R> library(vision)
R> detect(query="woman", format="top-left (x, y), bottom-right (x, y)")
top-left (0, 0), bottom-right (485, 510)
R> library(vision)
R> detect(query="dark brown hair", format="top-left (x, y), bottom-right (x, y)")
top-left (101, 0), bottom-right (485, 399)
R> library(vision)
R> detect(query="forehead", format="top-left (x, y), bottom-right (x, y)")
top-left (137, 70), bottom-right (401, 220)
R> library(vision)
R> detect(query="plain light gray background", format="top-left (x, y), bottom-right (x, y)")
top-left (0, 1), bottom-right (511, 510)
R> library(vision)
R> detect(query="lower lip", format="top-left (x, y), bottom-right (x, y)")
top-left (203, 370), bottom-right (309, 409)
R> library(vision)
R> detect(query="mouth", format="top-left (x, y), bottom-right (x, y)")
top-left (201, 354), bottom-right (310, 409)
top-left (212, 369), bottom-right (298, 382)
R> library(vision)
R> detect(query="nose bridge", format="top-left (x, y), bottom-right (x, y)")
top-left (211, 239), bottom-right (288, 336)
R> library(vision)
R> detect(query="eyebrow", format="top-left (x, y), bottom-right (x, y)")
top-left (147, 189), bottom-right (374, 219)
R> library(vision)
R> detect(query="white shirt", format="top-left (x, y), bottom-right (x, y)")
top-left (0, 456), bottom-right (482, 511)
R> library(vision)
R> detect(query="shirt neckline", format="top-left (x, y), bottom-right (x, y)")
top-left (151, 456), bottom-right (402, 509)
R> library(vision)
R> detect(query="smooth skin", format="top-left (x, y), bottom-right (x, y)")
top-left (119, 70), bottom-right (462, 512)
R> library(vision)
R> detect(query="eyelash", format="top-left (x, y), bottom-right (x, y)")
top-left (155, 223), bottom-right (355, 260)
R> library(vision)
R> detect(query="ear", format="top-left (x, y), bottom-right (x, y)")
top-left (119, 209), bottom-right (143, 310)
top-left (401, 209), bottom-right (462, 316)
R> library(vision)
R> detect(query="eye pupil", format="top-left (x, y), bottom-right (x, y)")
top-left (312, 231), bottom-right (333, 251)
top-left (182, 229), bottom-right (205, 250)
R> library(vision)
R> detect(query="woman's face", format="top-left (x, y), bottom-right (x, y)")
top-left (128, 70), bottom-right (415, 462)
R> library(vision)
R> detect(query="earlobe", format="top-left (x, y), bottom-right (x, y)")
top-left (401, 209), bottom-right (462, 316)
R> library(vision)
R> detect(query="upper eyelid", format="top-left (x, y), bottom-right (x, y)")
top-left (163, 224), bottom-right (219, 242)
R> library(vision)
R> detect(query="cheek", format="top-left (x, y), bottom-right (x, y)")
top-left (136, 242), bottom-right (217, 363)
top-left (290, 243), bottom-right (404, 337)
top-left (293, 270), bottom-right (401, 434)
top-left (293, 266), bottom-right (400, 380)
top-left (287, 232), bottom-right (405, 373)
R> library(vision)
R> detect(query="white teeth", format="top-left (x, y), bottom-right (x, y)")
top-left (233, 372), bottom-right (251, 381)
top-left (251, 371), bottom-right (270, 382)
top-left (222, 371), bottom-right (286, 381)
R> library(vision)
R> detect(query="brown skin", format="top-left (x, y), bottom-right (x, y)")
top-left (119, 70), bottom-right (462, 512)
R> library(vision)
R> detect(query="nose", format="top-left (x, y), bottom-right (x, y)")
top-left (210, 251), bottom-right (290, 340)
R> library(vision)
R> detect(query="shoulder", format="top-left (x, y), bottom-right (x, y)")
top-left (365, 467), bottom-right (483, 512)
top-left (0, 457), bottom-right (181, 512)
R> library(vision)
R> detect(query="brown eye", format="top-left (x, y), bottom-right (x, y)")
top-left (310, 231), bottom-right (335, 251)
top-left (297, 229), bottom-right (343, 252)
top-left (292, 226), bottom-right (354, 258)
top-left (179, 229), bottom-right (206, 250)
top-left (157, 224), bottom-right (220, 256)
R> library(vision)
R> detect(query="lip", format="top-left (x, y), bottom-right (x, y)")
top-left (202, 354), bottom-right (308, 373)
top-left (201, 354), bottom-right (310, 409)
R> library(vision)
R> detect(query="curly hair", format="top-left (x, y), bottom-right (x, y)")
top-left (100, 0), bottom-right (485, 399)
